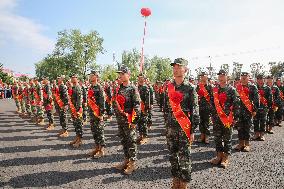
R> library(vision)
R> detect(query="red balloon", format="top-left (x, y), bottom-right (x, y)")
top-left (141, 8), bottom-right (151, 17)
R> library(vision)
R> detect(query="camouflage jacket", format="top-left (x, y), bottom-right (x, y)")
top-left (104, 84), bottom-right (112, 102)
top-left (210, 84), bottom-right (240, 123)
top-left (43, 83), bottom-right (53, 105)
top-left (113, 83), bottom-right (141, 124)
top-left (88, 83), bottom-right (105, 116)
top-left (164, 80), bottom-right (200, 133)
top-left (275, 84), bottom-right (284, 106)
top-left (138, 84), bottom-right (150, 111)
top-left (196, 83), bottom-right (212, 111)
top-left (257, 84), bottom-right (272, 110)
top-left (148, 85), bottom-right (154, 106)
top-left (59, 83), bottom-right (69, 106)
top-left (271, 85), bottom-right (281, 108)
top-left (70, 84), bottom-right (82, 111)
top-left (34, 83), bottom-right (43, 102)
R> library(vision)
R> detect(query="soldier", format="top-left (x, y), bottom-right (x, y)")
top-left (137, 73), bottom-right (150, 145)
top-left (29, 79), bottom-right (37, 122)
top-left (18, 81), bottom-right (27, 117)
top-left (79, 80), bottom-right (88, 124)
top-left (12, 80), bottom-right (21, 113)
top-left (68, 74), bottom-right (83, 148)
top-left (146, 78), bottom-right (154, 130)
top-left (234, 71), bottom-right (259, 152)
top-left (196, 71), bottom-right (212, 144)
top-left (56, 75), bottom-right (69, 137)
top-left (113, 66), bottom-right (141, 175)
top-left (87, 71), bottom-right (106, 158)
top-left (253, 74), bottom-right (272, 141)
top-left (275, 77), bottom-right (284, 126)
top-left (42, 77), bottom-right (55, 130)
top-left (266, 76), bottom-right (280, 134)
top-left (52, 80), bottom-right (60, 116)
top-left (23, 81), bottom-right (32, 118)
top-left (164, 58), bottom-right (199, 189)
top-left (33, 77), bottom-right (45, 125)
top-left (210, 69), bottom-right (239, 168)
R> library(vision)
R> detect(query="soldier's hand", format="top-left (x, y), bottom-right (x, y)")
top-left (252, 112), bottom-right (256, 117)
top-left (98, 116), bottom-right (103, 121)
top-left (130, 123), bottom-right (136, 129)
top-left (190, 134), bottom-right (195, 144)
top-left (64, 105), bottom-right (69, 110)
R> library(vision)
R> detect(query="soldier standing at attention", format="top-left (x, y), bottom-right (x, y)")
top-left (210, 69), bottom-right (239, 168)
top-left (266, 75), bottom-right (280, 134)
top-left (79, 80), bottom-right (88, 124)
top-left (234, 71), bottom-right (259, 152)
top-left (42, 77), bottom-right (55, 130)
top-left (137, 73), bottom-right (150, 145)
top-left (196, 71), bottom-right (212, 144)
top-left (87, 71), bottom-right (106, 158)
top-left (33, 77), bottom-right (45, 125)
top-left (68, 74), bottom-right (83, 148)
top-left (104, 80), bottom-right (113, 120)
top-left (56, 75), bottom-right (69, 137)
top-left (113, 66), bottom-right (141, 175)
top-left (275, 78), bottom-right (284, 126)
top-left (164, 58), bottom-right (199, 189)
top-left (23, 81), bottom-right (32, 118)
top-left (253, 74), bottom-right (272, 141)
top-left (12, 80), bottom-right (21, 114)
top-left (146, 78), bottom-right (154, 130)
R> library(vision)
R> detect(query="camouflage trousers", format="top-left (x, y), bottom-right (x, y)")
top-left (199, 108), bottom-right (211, 135)
top-left (54, 102), bottom-right (60, 115)
top-left (253, 109), bottom-right (267, 132)
top-left (166, 116), bottom-right (192, 182)
top-left (275, 106), bottom-right (283, 122)
top-left (59, 109), bottom-right (68, 131)
top-left (137, 112), bottom-right (148, 137)
top-left (46, 109), bottom-right (54, 124)
top-left (213, 119), bottom-right (233, 154)
top-left (15, 99), bottom-right (21, 111)
top-left (117, 115), bottom-right (137, 161)
top-left (236, 115), bottom-right (253, 140)
top-left (82, 103), bottom-right (88, 122)
top-left (20, 100), bottom-right (26, 113)
top-left (267, 109), bottom-right (275, 127)
top-left (72, 115), bottom-right (83, 137)
top-left (36, 105), bottom-right (44, 119)
top-left (25, 101), bottom-right (32, 116)
top-left (89, 113), bottom-right (105, 146)
top-left (147, 109), bottom-right (153, 126)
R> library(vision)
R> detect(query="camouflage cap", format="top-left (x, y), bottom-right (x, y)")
top-left (199, 71), bottom-right (208, 76)
top-left (33, 77), bottom-right (39, 81)
top-left (116, 66), bottom-right (130, 74)
top-left (266, 75), bottom-right (273, 79)
top-left (241, 72), bottom-right (249, 76)
top-left (256, 74), bottom-right (264, 79)
top-left (170, 58), bottom-right (188, 67)
top-left (217, 69), bottom-right (228, 76)
top-left (276, 77), bottom-right (282, 81)
top-left (70, 74), bottom-right (78, 78)
top-left (89, 70), bottom-right (100, 77)
top-left (57, 75), bottom-right (65, 79)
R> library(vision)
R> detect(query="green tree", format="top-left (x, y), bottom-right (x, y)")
top-left (36, 29), bottom-right (104, 80)
top-left (100, 65), bottom-right (117, 81)
top-left (0, 63), bottom-right (14, 84)
top-left (121, 48), bottom-right (141, 81)
top-left (148, 56), bottom-right (172, 82)
top-left (270, 61), bottom-right (284, 77)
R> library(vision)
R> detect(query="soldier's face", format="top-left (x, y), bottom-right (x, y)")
top-left (257, 79), bottom-right (264, 86)
top-left (119, 73), bottom-right (129, 82)
top-left (71, 77), bottom-right (78, 84)
top-left (89, 74), bottom-right (98, 83)
top-left (241, 75), bottom-right (249, 84)
top-left (138, 76), bottom-right (144, 84)
top-left (276, 80), bottom-right (281, 86)
top-left (266, 79), bottom-right (273, 86)
top-left (218, 74), bottom-right (227, 83)
top-left (200, 75), bottom-right (207, 82)
top-left (173, 64), bottom-right (186, 78)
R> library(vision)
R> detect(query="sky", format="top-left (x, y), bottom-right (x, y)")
top-left (0, 0), bottom-right (284, 76)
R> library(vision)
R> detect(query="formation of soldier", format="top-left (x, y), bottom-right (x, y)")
top-left (10, 58), bottom-right (284, 189)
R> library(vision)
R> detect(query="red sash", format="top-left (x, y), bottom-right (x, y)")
top-left (115, 86), bottom-right (136, 125)
top-left (167, 83), bottom-right (191, 141)
top-left (198, 83), bottom-right (210, 103)
top-left (259, 89), bottom-right (267, 106)
top-left (34, 89), bottom-right (42, 106)
top-left (236, 84), bottom-right (253, 113)
top-left (213, 87), bottom-right (233, 128)
top-left (54, 88), bottom-right (64, 109)
top-left (87, 89), bottom-right (100, 118)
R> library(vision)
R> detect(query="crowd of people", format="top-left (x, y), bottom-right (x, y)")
top-left (0, 79), bottom-right (12, 99)
top-left (9, 58), bottom-right (284, 189)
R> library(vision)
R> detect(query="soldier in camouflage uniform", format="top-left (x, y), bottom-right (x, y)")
top-left (28, 79), bottom-right (37, 122)
top-left (275, 78), bottom-right (284, 126)
top-left (196, 71), bottom-right (212, 144)
top-left (68, 74), bottom-right (84, 148)
top-left (52, 80), bottom-right (60, 116)
top-left (113, 66), bottom-right (141, 175)
top-left (164, 58), bottom-right (199, 189)
top-left (42, 77), bottom-right (55, 130)
top-left (23, 81), bottom-right (32, 118)
top-left (56, 75), bottom-right (70, 137)
top-left (146, 78), bottom-right (154, 130)
top-left (87, 71), bottom-right (106, 158)
top-left (18, 82), bottom-right (27, 117)
top-left (33, 78), bottom-right (45, 125)
top-left (266, 75), bottom-right (281, 134)
top-left (234, 71), bottom-right (259, 152)
top-left (253, 74), bottom-right (272, 141)
top-left (79, 80), bottom-right (88, 124)
top-left (210, 69), bottom-right (239, 168)
top-left (137, 73), bottom-right (151, 145)
top-left (12, 80), bottom-right (21, 113)
top-left (104, 80), bottom-right (113, 120)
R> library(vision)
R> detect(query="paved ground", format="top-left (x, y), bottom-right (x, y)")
top-left (0, 99), bottom-right (283, 189)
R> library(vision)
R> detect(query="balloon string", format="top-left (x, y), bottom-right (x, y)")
top-left (140, 19), bottom-right (147, 72)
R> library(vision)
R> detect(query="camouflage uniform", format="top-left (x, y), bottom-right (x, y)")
top-left (81, 84), bottom-right (88, 122)
top-left (275, 81), bottom-right (284, 124)
top-left (43, 82), bottom-right (54, 125)
top-left (18, 83), bottom-right (26, 114)
top-left (29, 83), bottom-right (37, 117)
top-left (12, 83), bottom-right (21, 112)
top-left (236, 82), bottom-right (259, 141)
top-left (254, 84), bottom-right (272, 134)
top-left (210, 84), bottom-right (239, 155)
top-left (137, 83), bottom-right (150, 138)
top-left (34, 82), bottom-right (44, 119)
top-left (23, 84), bottom-right (32, 116)
top-left (58, 83), bottom-right (69, 131)
top-left (196, 82), bottom-right (212, 136)
top-left (267, 84), bottom-right (281, 129)
top-left (147, 84), bottom-right (154, 127)
top-left (164, 58), bottom-right (200, 183)
top-left (104, 83), bottom-right (113, 116)
top-left (70, 84), bottom-right (83, 137)
top-left (113, 83), bottom-right (140, 161)
top-left (52, 83), bottom-right (60, 115)
top-left (88, 83), bottom-right (105, 146)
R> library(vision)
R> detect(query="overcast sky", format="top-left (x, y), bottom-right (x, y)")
top-left (0, 0), bottom-right (283, 76)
